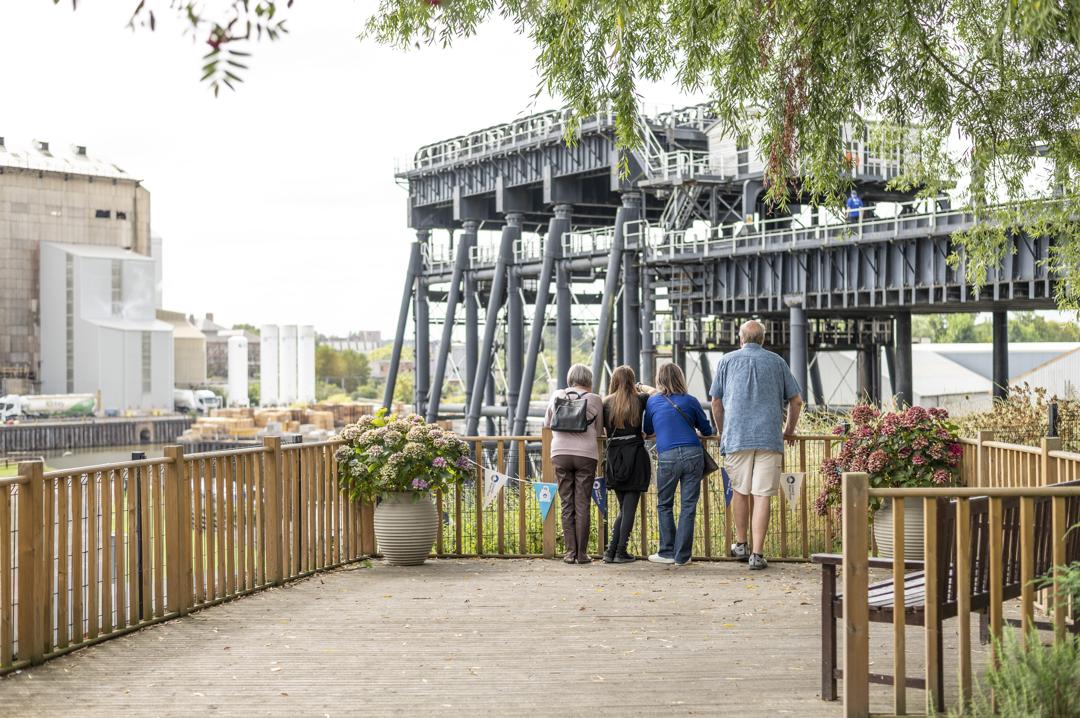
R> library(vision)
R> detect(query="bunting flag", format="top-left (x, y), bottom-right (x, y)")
top-left (534, 482), bottom-right (557, 521)
top-left (591, 477), bottom-right (607, 514)
top-left (482, 468), bottom-right (509, 508)
top-left (721, 467), bottom-right (734, 507)
top-left (780, 472), bottom-right (805, 512)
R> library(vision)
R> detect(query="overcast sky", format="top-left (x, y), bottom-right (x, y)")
top-left (0, 0), bottom-right (702, 337)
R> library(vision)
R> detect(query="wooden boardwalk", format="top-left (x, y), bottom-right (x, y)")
top-left (0, 559), bottom-right (989, 716)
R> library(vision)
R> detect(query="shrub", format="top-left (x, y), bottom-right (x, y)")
top-left (335, 409), bottom-right (472, 500)
top-left (813, 404), bottom-right (962, 517)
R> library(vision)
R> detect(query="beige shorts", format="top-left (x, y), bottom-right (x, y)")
top-left (724, 449), bottom-right (782, 497)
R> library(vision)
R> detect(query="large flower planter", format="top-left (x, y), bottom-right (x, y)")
top-left (373, 491), bottom-right (438, 566)
top-left (872, 497), bottom-right (925, 559)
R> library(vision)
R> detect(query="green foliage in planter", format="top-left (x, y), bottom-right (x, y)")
top-left (335, 409), bottom-right (472, 501)
top-left (953, 557), bottom-right (1080, 717)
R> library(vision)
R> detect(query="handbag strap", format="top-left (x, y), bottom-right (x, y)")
top-left (661, 394), bottom-right (699, 434)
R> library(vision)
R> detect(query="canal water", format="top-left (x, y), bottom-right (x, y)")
top-left (41, 443), bottom-right (172, 470)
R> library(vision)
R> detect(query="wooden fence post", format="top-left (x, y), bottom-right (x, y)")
top-left (163, 445), bottom-right (192, 616)
top-left (16, 461), bottom-right (45, 664)
top-left (1041, 437), bottom-right (1062, 486)
top-left (542, 428), bottom-right (556, 559)
top-left (262, 436), bottom-right (284, 585)
top-left (841, 471), bottom-right (870, 718)
top-left (976, 430), bottom-right (994, 487)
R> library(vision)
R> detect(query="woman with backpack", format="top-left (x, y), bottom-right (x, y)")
top-left (601, 365), bottom-right (652, 564)
top-left (544, 363), bottom-right (605, 564)
top-left (643, 363), bottom-right (715, 566)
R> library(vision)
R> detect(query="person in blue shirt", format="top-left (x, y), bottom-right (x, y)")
top-left (709, 320), bottom-right (803, 570)
top-left (642, 363), bottom-right (715, 566)
top-left (846, 189), bottom-right (864, 222)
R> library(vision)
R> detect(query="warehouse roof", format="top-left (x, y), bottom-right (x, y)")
top-left (0, 137), bottom-right (135, 180)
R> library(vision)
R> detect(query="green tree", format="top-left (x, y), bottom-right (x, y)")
top-left (59, 0), bottom-right (1080, 308)
top-left (912, 312), bottom-right (1080, 343)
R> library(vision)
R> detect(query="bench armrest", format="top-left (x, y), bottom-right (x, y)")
top-left (811, 552), bottom-right (925, 570)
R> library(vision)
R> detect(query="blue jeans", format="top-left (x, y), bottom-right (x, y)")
top-left (655, 444), bottom-right (704, 564)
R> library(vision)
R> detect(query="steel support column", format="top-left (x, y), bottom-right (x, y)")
top-left (856, 345), bottom-right (875, 405)
top-left (384, 240), bottom-right (421, 410)
top-left (809, 354), bottom-right (825, 406)
top-left (413, 229), bottom-right (431, 416)
top-left (699, 352), bottom-right (713, 395)
top-left (556, 225), bottom-right (573, 389)
top-left (789, 303), bottom-right (808, 398)
top-left (466, 214), bottom-right (521, 435)
top-left (506, 264), bottom-right (523, 426)
top-left (591, 196), bottom-right (635, 392)
top-left (992, 310), bottom-right (1009, 400)
top-left (621, 195), bottom-right (643, 377)
top-left (464, 224), bottom-right (480, 412)
top-left (895, 310), bottom-right (913, 408)
top-left (513, 205), bottom-right (571, 435)
top-left (426, 227), bottom-right (473, 422)
top-left (641, 267), bottom-right (656, 383)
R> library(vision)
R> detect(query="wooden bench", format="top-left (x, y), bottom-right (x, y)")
top-left (813, 481), bottom-right (1080, 707)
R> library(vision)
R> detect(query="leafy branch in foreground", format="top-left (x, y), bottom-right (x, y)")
top-left (53, 0), bottom-right (1080, 308)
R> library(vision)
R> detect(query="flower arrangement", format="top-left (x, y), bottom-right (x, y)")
top-left (335, 409), bottom-right (473, 501)
top-left (813, 404), bottom-right (963, 516)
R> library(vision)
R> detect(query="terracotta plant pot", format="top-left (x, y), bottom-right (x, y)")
top-left (373, 491), bottom-right (438, 566)
top-left (872, 497), bottom-right (925, 559)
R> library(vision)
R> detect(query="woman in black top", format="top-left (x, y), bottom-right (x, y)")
top-left (602, 365), bottom-right (652, 563)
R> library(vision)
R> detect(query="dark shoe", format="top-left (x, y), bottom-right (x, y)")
top-left (730, 542), bottom-right (750, 562)
top-left (576, 556), bottom-right (593, 565)
top-left (603, 547), bottom-right (617, 563)
top-left (612, 551), bottom-right (636, 564)
top-left (563, 553), bottom-right (576, 564)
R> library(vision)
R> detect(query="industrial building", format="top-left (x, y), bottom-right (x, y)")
top-left (156, 309), bottom-right (208, 387)
top-left (259, 324), bottom-right (315, 407)
top-left (38, 242), bottom-right (173, 413)
top-left (0, 137), bottom-right (153, 395)
top-left (323, 331), bottom-right (383, 353)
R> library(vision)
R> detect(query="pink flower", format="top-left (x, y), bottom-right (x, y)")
top-left (411, 478), bottom-right (430, 490)
top-left (929, 407), bottom-right (949, 419)
top-left (949, 443), bottom-right (964, 457)
top-left (912, 454), bottom-right (926, 466)
top-left (851, 404), bottom-right (879, 425)
top-left (867, 449), bottom-right (888, 473)
top-left (932, 468), bottom-right (951, 485)
top-left (431, 456), bottom-right (447, 468)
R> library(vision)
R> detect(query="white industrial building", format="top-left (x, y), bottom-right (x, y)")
top-left (39, 242), bottom-right (174, 413)
top-left (0, 137), bottom-right (153, 395)
top-left (259, 324), bottom-right (315, 407)
top-left (1014, 347), bottom-right (1080, 399)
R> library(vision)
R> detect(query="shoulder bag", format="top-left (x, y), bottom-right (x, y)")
top-left (660, 394), bottom-right (719, 479)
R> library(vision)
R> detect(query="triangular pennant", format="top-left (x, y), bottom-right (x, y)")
top-left (483, 468), bottom-right (508, 508)
top-left (591, 477), bottom-right (607, 514)
top-left (534, 482), bottom-right (557, 521)
top-left (781, 472), bottom-right (805, 513)
top-left (721, 467), bottom-right (734, 507)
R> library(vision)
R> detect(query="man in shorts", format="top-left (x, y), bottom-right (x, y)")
top-left (709, 320), bottom-right (803, 570)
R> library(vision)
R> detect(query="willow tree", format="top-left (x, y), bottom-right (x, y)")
top-left (59, 0), bottom-right (1080, 307)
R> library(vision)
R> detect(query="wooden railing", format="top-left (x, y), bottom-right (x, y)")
top-left (0, 436), bottom-right (375, 674)
top-left (839, 448), bottom-right (1080, 716)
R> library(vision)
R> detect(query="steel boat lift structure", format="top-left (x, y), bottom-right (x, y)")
top-left (385, 104), bottom-right (1060, 434)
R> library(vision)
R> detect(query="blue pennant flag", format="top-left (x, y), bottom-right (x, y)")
top-left (721, 467), bottom-right (734, 507)
top-left (591, 477), bottom-right (607, 514)
top-left (534, 482), bottom-right (557, 521)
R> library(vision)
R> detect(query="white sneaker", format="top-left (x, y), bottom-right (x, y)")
top-left (647, 553), bottom-right (675, 564)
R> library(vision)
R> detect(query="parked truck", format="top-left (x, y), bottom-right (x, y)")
top-left (0, 393), bottom-right (98, 422)
top-left (174, 389), bottom-right (223, 415)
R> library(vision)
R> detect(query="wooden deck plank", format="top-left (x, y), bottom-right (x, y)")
top-left (0, 560), bottom-right (995, 716)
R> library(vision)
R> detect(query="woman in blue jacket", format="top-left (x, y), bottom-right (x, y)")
top-left (643, 363), bottom-right (715, 566)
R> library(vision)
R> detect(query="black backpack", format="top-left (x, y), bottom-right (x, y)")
top-left (550, 390), bottom-right (596, 433)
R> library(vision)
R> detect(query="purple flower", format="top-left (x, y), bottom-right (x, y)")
top-left (431, 456), bottom-right (447, 468)
top-left (411, 478), bottom-right (429, 490)
top-left (455, 456), bottom-right (471, 469)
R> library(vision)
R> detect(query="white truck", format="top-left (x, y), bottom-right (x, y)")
top-left (0, 393), bottom-right (98, 422)
top-left (174, 389), bottom-right (223, 414)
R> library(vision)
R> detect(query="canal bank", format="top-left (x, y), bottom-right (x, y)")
top-left (0, 415), bottom-right (192, 453)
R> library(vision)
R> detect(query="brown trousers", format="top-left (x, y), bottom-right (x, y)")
top-left (552, 454), bottom-right (597, 561)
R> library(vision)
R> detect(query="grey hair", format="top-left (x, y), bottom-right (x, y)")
top-left (739, 320), bottom-right (765, 345)
top-left (566, 363), bottom-right (593, 390)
